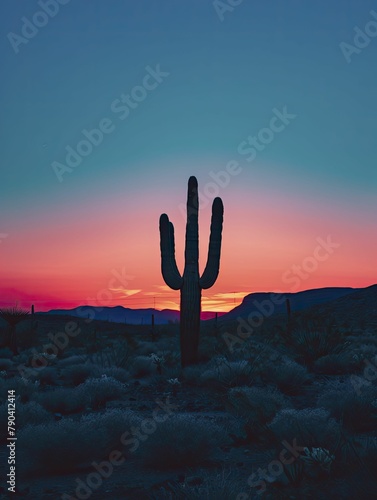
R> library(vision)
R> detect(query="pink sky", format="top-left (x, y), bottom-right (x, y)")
top-left (1, 165), bottom-right (375, 313)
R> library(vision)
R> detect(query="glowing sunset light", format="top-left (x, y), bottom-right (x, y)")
top-left (1, 2), bottom-right (375, 314)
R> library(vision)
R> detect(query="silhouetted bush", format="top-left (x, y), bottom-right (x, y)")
top-left (263, 358), bottom-right (310, 395)
top-left (200, 358), bottom-right (256, 389)
top-left (138, 414), bottom-right (227, 469)
top-left (81, 376), bottom-right (124, 410)
top-left (317, 379), bottom-right (377, 432)
top-left (58, 355), bottom-right (88, 368)
top-left (36, 376), bottom-right (124, 413)
top-left (269, 408), bottom-right (341, 452)
top-left (0, 376), bottom-right (37, 403)
top-left (0, 401), bottom-right (53, 443)
top-left (314, 351), bottom-right (362, 375)
top-left (228, 385), bottom-right (289, 424)
top-left (152, 467), bottom-right (245, 499)
top-left (19, 409), bottom-right (140, 473)
top-left (98, 366), bottom-right (131, 383)
top-left (35, 386), bottom-right (86, 414)
top-left (61, 362), bottom-right (100, 385)
top-left (129, 355), bottom-right (156, 378)
top-left (36, 367), bottom-right (59, 385)
top-left (0, 358), bottom-right (13, 370)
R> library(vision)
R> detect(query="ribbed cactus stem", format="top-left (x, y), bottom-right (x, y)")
top-left (159, 176), bottom-right (224, 367)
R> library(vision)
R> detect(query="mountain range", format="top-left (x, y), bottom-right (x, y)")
top-left (40, 284), bottom-right (376, 325)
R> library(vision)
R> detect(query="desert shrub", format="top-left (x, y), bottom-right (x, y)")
top-left (228, 386), bottom-right (289, 423)
top-left (98, 366), bottom-right (130, 383)
top-left (0, 358), bottom-right (13, 370)
top-left (58, 355), bottom-right (88, 368)
top-left (36, 376), bottom-right (124, 413)
top-left (0, 376), bottom-right (37, 403)
top-left (317, 380), bottom-right (377, 432)
top-left (36, 367), bottom-right (59, 385)
top-left (314, 352), bottom-right (362, 375)
top-left (290, 328), bottom-right (344, 366)
top-left (89, 341), bottom-right (131, 369)
top-left (61, 362), bottom-right (100, 385)
top-left (227, 385), bottom-right (289, 444)
top-left (18, 409), bottom-right (140, 473)
top-left (269, 408), bottom-right (341, 452)
top-left (136, 341), bottom-right (159, 356)
top-left (35, 386), bottom-right (86, 414)
top-left (0, 401), bottom-right (53, 443)
top-left (129, 355), bottom-right (156, 378)
top-left (263, 358), bottom-right (310, 395)
top-left (80, 376), bottom-right (124, 410)
top-left (138, 414), bottom-right (227, 469)
top-left (200, 358), bottom-right (256, 389)
top-left (151, 468), bottom-right (246, 499)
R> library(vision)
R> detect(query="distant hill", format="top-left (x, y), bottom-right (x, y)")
top-left (40, 306), bottom-right (225, 324)
top-left (302, 284), bottom-right (377, 329)
top-left (219, 286), bottom-right (360, 323)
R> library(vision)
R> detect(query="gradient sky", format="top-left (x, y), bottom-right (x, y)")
top-left (1, 0), bottom-right (376, 312)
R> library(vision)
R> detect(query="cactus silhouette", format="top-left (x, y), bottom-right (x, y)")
top-left (159, 176), bottom-right (224, 367)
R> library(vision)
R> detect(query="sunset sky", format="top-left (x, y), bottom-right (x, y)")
top-left (1, 0), bottom-right (376, 312)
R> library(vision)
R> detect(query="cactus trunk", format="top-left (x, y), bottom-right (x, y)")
top-left (180, 275), bottom-right (201, 367)
top-left (159, 176), bottom-right (223, 367)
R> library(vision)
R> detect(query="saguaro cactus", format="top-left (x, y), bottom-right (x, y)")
top-left (159, 176), bottom-right (224, 367)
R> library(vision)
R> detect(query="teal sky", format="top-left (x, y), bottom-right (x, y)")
top-left (0, 0), bottom-right (376, 310)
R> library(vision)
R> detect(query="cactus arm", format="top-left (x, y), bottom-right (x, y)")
top-left (159, 213), bottom-right (183, 290)
top-left (199, 196), bottom-right (224, 289)
top-left (184, 176), bottom-right (199, 268)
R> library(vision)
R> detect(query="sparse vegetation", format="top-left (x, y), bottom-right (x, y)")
top-left (1, 287), bottom-right (376, 498)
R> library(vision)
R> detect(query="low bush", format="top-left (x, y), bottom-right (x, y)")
top-left (314, 352), bottom-right (362, 375)
top-left (0, 376), bottom-right (37, 403)
top-left (138, 414), bottom-right (227, 469)
top-left (152, 468), bottom-right (246, 499)
top-left (58, 355), bottom-right (88, 368)
top-left (0, 358), bottom-right (13, 370)
top-left (81, 376), bottom-right (125, 410)
top-left (263, 358), bottom-right (310, 395)
top-left (18, 409), bottom-right (140, 473)
top-left (36, 367), bottom-right (59, 385)
top-left (200, 358), bottom-right (256, 389)
top-left (129, 355), bottom-right (156, 378)
top-left (35, 386), bottom-right (86, 414)
top-left (0, 400), bottom-right (53, 443)
top-left (269, 408), bottom-right (341, 452)
top-left (228, 385), bottom-right (289, 424)
top-left (61, 363), bottom-right (100, 386)
top-left (317, 379), bottom-right (377, 432)
top-left (36, 376), bottom-right (125, 413)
